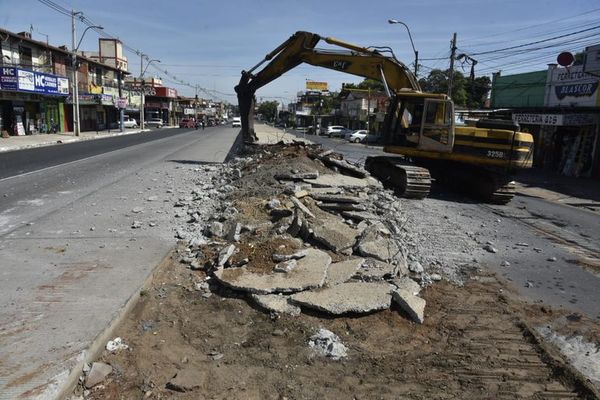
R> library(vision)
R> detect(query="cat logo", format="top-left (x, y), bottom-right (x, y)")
top-left (332, 61), bottom-right (351, 70)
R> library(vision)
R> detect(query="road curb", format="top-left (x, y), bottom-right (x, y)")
top-left (55, 248), bottom-right (176, 400)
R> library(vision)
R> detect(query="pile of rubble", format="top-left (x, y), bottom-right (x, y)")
top-left (174, 142), bottom-right (436, 324)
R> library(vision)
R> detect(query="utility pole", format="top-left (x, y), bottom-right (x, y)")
top-left (140, 53), bottom-right (145, 130)
top-left (71, 10), bottom-right (80, 136)
top-left (448, 32), bottom-right (457, 98)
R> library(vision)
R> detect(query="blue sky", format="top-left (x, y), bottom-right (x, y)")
top-left (1, 0), bottom-right (599, 104)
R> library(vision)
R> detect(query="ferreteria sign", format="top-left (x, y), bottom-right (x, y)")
top-left (513, 113), bottom-right (598, 126)
top-left (546, 65), bottom-right (600, 107)
top-left (0, 67), bottom-right (69, 96)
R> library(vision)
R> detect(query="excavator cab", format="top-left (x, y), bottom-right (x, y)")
top-left (385, 94), bottom-right (455, 153)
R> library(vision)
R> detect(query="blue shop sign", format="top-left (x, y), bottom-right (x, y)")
top-left (0, 67), bottom-right (69, 96)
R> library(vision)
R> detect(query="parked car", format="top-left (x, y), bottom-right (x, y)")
top-left (327, 125), bottom-right (351, 138)
top-left (146, 118), bottom-right (163, 128)
top-left (347, 129), bottom-right (368, 142)
top-left (179, 118), bottom-right (196, 128)
top-left (232, 117), bottom-right (241, 128)
top-left (122, 116), bottom-right (138, 128)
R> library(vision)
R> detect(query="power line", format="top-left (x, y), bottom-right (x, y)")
top-left (467, 25), bottom-right (600, 56)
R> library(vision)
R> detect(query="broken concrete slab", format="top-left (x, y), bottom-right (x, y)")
top-left (319, 157), bottom-right (368, 178)
top-left (85, 362), bottom-right (112, 389)
top-left (392, 288), bottom-right (425, 324)
top-left (303, 174), bottom-right (375, 189)
top-left (326, 258), bottom-right (364, 285)
top-left (355, 258), bottom-right (399, 281)
top-left (213, 248), bottom-right (331, 294)
top-left (308, 328), bottom-right (348, 360)
top-left (290, 282), bottom-right (392, 314)
top-left (390, 276), bottom-right (421, 296)
top-left (290, 196), bottom-right (315, 218)
top-left (274, 171), bottom-right (319, 180)
top-left (356, 224), bottom-right (401, 262)
top-left (310, 193), bottom-right (364, 204)
top-left (311, 218), bottom-right (359, 254)
top-left (218, 244), bottom-right (236, 267)
top-left (341, 210), bottom-right (380, 222)
top-left (318, 203), bottom-right (368, 212)
top-left (251, 293), bottom-right (301, 316)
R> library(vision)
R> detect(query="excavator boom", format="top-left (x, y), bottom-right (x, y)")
top-left (235, 31), bottom-right (419, 142)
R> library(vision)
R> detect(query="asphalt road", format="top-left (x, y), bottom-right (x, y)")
top-left (291, 129), bottom-right (600, 319)
top-left (0, 125), bottom-right (239, 398)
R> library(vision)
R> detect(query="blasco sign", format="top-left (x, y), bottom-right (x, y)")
top-left (546, 65), bottom-right (600, 107)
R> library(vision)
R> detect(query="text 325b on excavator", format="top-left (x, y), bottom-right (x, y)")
top-left (235, 31), bottom-right (534, 204)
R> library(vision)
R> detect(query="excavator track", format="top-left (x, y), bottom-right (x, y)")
top-left (365, 156), bottom-right (431, 199)
top-left (486, 180), bottom-right (516, 205)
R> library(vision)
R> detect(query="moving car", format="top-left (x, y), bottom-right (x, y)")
top-left (179, 119), bottom-right (196, 128)
top-left (146, 118), bottom-right (163, 128)
top-left (347, 129), bottom-right (367, 142)
top-left (327, 125), bottom-right (351, 138)
top-left (122, 116), bottom-right (138, 128)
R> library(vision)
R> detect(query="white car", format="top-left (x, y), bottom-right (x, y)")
top-left (122, 116), bottom-right (138, 128)
top-left (348, 130), bottom-right (368, 142)
top-left (146, 118), bottom-right (163, 128)
top-left (232, 117), bottom-right (241, 128)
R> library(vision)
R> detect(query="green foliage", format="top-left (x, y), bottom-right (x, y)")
top-left (418, 68), bottom-right (490, 108)
top-left (257, 101), bottom-right (279, 122)
top-left (343, 79), bottom-right (385, 92)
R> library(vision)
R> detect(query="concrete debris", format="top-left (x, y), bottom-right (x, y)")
top-left (166, 369), bottom-right (204, 392)
top-left (132, 207), bottom-right (144, 213)
top-left (355, 258), bottom-right (399, 281)
top-left (408, 261), bottom-right (424, 274)
top-left (318, 156), bottom-right (368, 178)
top-left (217, 244), bottom-right (236, 267)
top-left (308, 328), bottom-right (348, 360)
top-left (213, 248), bottom-right (331, 294)
top-left (430, 273), bottom-right (442, 282)
top-left (318, 202), bottom-right (367, 212)
top-left (304, 174), bottom-right (374, 189)
top-left (311, 218), bottom-right (358, 254)
top-left (501, 261), bottom-right (511, 267)
top-left (390, 276), bottom-right (421, 296)
top-left (290, 196), bottom-right (315, 218)
top-left (251, 293), bottom-right (301, 316)
top-left (131, 221), bottom-right (142, 229)
top-left (106, 337), bottom-right (129, 352)
top-left (547, 256), bottom-right (557, 262)
top-left (326, 258), bottom-right (364, 286)
top-left (294, 190), bottom-right (310, 198)
top-left (310, 193), bottom-right (364, 204)
top-left (341, 210), bottom-right (380, 222)
top-left (483, 244), bottom-right (497, 253)
top-left (392, 288), bottom-right (426, 324)
top-left (516, 242), bottom-right (529, 247)
top-left (266, 199), bottom-right (281, 209)
top-left (291, 282), bottom-right (392, 314)
top-left (226, 222), bottom-right (241, 242)
top-left (209, 221), bottom-right (224, 238)
top-left (274, 259), bottom-right (297, 273)
top-left (274, 171), bottom-right (319, 180)
top-left (356, 224), bottom-right (401, 263)
top-left (272, 250), bottom-right (308, 262)
top-left (208, 351), bottom-right (224, 360)
top-left (85, 362), bottom-right (113, 389)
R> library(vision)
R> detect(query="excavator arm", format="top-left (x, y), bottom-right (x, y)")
top-left (235, 31), bottom-right (420, 142)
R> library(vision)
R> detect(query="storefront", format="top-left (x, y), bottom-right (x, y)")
top-left (0, 67), bottom-right (69, 135)
top-left (513, 113), bottom-right (600, 178)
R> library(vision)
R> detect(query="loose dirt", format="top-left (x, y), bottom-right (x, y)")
top-left (74, 251), bottom-right (597, 400)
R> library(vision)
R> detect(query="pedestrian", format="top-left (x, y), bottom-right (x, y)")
top-left (201, 121), bottom-right (205, 130)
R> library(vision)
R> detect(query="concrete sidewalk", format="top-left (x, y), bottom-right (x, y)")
top-left (0, 126), bottom-right (178, 153)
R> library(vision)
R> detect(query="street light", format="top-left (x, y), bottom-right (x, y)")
top-left (139, 56), bottom-right (160, 130)
top-left (71, 16), bottom-right (103, 136)
top-left (388, 19), bottom-right (418, 77)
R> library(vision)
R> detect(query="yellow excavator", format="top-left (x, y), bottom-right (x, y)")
top-left (235, 31), bottom-right (534, 203)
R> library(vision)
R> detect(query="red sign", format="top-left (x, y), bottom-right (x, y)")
top-left (153, 87), bottom-right (178, 98)
top-left (557, 52), bottom-right (575, 67)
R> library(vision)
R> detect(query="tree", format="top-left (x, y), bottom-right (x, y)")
top-left (418, 68), bottom-right (490, 108)
top-left (342, 79), bottom-right (385, 92)
top-left (257, 101), bottom-right (279, 122)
